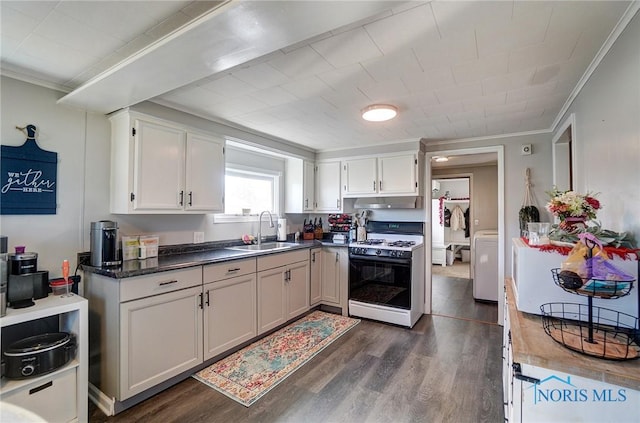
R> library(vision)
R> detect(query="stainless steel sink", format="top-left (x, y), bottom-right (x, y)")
top-left (226, 242), bottom-right (297, 252)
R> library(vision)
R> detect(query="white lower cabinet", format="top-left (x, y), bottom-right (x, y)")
top-left (86, 249), bottom-right (313, 415)
top-left (257, 249), bottom-right (310, 334)
top-left (203, 259), bottom-right (257, 360)
top-left (320, 247), bottom-right (348, 313)
top-left (120, 285), bottom-right (203, 399)
top-left (86, 267), bottom-right (203, 405)
top-left (309, 248), bottom-right (322, 306)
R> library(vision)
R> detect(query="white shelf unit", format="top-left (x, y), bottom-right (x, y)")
top-left (0, 294), bottom-right (88, 423)
top-left (432, 198), bottom-right (471, 266)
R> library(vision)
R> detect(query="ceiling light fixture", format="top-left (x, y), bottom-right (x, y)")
top-left (361, 104), bottom-right (398, 122)
top-left (433, 156), bottom-right (449, 162)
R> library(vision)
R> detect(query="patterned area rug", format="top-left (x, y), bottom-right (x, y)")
top-left (193, 310), bottom-right (359, 406)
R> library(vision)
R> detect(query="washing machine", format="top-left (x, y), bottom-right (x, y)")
top-left (472, 230), bottom-right (498, 302)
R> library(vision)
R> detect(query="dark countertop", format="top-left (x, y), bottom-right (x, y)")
top-left (81, 239), bottom-right (347, 279)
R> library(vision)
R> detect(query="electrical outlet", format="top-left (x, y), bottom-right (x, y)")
top-left (474, 219), bottom-right (479, 226)
top-left (193, 232), bottom-right (204, 243)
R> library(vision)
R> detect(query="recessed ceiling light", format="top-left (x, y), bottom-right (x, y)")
top-left (433, 156), bottom-right (449, 162)
top-left (361, 104), bottom-right (398, 122)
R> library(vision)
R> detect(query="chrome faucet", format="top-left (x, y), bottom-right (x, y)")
top-left (257, 211), bottom-right (274, 245)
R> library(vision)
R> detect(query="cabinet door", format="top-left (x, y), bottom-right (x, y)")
top-left (321, 248), bottom-right (340, 305)
top-left (120, 286), bottom-right (203, 400)
top-left (203, 274), bottom-right (257, 360)
top-left (315, 161), bottom-right (342, 211)
top-left (287, 260), bottom-right (310, 320)
top-left (303, 161), bottom-right (315, 211)
top-left (257, 266), bottom-right (287, 334)
top-left (378, 154), bottom-right (417, 195)
top-left (309, 248), bottom-right (322, 306)
top-left (185, 133), bottom-right (225, 212)
top-left (342, 158), bottom-right (377, 196)
top-left (133, 118), bottom-right (185, 211)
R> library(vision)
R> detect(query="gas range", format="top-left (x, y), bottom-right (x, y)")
top-left (349, 238), bottom-right (422, 258)
top-left (348, 221), bottom-right (425, 328)
top-left (348, 221), bottom-right (424, 258)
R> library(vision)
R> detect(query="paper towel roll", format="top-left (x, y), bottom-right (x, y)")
top-left (277, 218), bottom-right (287, 241)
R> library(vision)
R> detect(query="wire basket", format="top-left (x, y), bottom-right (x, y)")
top-left (541, 302), bottom-right (640, 360)
top-left (551, 268), bottom-right (635, 299)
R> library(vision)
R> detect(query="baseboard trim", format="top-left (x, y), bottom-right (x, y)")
top-left (88, 382), bottom-right (115, 417)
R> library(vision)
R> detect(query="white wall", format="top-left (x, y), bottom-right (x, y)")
top-left (556, 11), bottom-right (640, 241)
top-left (1, 77), bottom-right (89, 277)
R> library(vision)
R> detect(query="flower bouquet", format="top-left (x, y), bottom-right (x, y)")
top-left (546, 189), bottom-right (601, 231)
top-left (546, 189), bottom-right (637, 249)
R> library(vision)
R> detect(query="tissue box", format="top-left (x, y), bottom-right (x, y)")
top-left (139, 235), bottom-right (159, 258)
top-left (122, 235), bottom-right (159, 260)
top-left (122, 236), bottom-right (140, 261)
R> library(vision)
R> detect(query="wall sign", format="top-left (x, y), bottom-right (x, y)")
top-left (1, 125), bottom-right (58, 214)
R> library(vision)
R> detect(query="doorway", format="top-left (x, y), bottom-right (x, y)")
top-left (431, 177), bottom-right (471, 279)
top-left (424, 147), bottom-right (504, 324)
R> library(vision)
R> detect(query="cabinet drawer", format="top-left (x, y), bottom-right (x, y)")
top-left (2, 367), bottom-right (77, 422)
top-left (203, 257), bottom-right (256, 282)
top-left (120, 267), bottom-right (202, 302)
top-left (257, 249), bottom-right (309, 272)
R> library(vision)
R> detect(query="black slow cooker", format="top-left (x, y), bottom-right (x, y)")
top-left (3, 332), bottom-right (76, 379)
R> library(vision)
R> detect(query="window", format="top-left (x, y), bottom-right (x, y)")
top-left (215, 165), bottom-right (280, 222)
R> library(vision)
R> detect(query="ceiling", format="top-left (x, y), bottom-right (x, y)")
top-left (1, 1), bottom-right (634, 152)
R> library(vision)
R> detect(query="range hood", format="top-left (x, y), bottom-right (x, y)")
top-left (354, 196), bottom-right (423, 209)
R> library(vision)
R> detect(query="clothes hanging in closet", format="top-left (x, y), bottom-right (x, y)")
top-left (450, 205), bottom-right (466, 231)
top-left (464, 206), bottom-right (470, 238)
top-left (444, 207), bottom-right (451, 227)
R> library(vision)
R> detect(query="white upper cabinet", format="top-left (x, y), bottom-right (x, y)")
top-left (342, 157), bottom-right (377, 195)
top-left (285, 158), bottom-right (315, 213)
top-left (132, 118), bottom-right (186, 211)
top-left (109, 110), bottom-right (225, 214)
top-left (315, 161), bottom-right (342, 212)
top-left (185, 132), bottom-right (225, 211)
top-left (342, 153), bottom-right (419, 197)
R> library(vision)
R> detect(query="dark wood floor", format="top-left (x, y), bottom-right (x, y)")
top-left (89, 279), bottom-right (503, 422)
top-left (431, 275), bottom-right (499, 324)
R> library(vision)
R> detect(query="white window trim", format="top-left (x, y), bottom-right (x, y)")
top-left (214, 164), bottom-right (282, 223)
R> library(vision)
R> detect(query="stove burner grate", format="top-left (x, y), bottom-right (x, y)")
top-left (387, 240), bottom-right (416, 248)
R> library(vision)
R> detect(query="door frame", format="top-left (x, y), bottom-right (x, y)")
top-left (423, 145), bottom-right (505, 324)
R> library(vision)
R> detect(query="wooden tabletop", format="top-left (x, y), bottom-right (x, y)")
top-left (506, 277), bottom-right (640, 390)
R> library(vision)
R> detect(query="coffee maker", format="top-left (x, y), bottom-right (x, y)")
top-left (6, 249), bottom-right (49, 309)
top-left (90, 221), bottom-right (121, 267)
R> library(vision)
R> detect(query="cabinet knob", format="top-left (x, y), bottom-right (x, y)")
top-left (335, 252), bottom-right (339, 262)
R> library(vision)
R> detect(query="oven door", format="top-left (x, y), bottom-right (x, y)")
top-left (349, 254), bottom-right (412, 309)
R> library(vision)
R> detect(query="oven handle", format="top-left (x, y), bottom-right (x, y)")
top-left (349, 255), bottom-right (412, 265)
